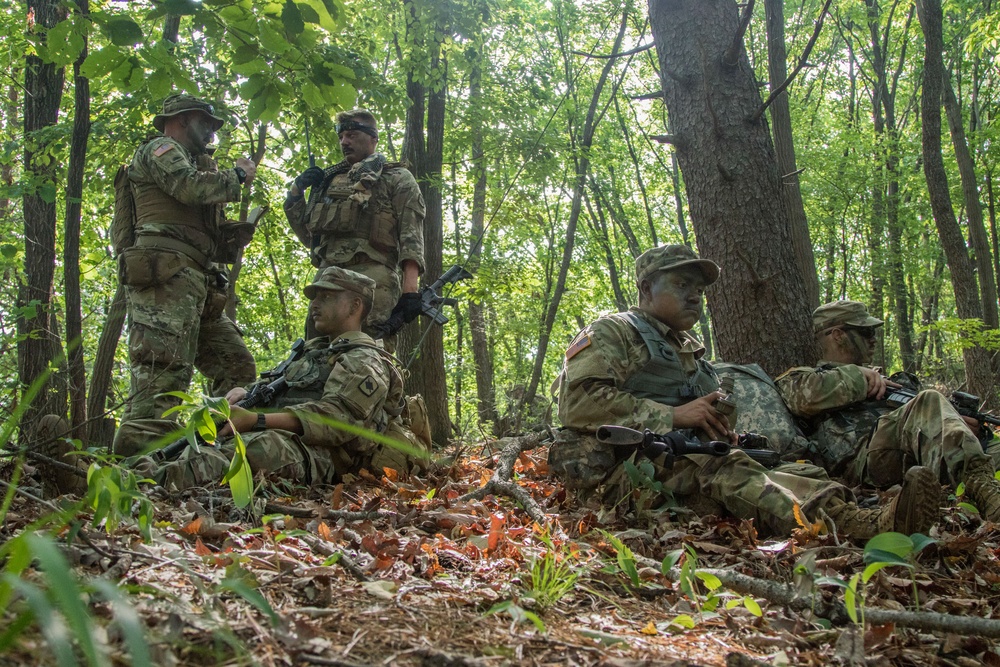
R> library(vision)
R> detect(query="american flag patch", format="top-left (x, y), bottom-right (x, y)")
top-left (565, 334), bottom-right (592, 360)
top-left (153, 143), bottom-right (175, 157)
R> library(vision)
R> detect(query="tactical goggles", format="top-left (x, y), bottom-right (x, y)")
top-left (336, 120), bottom-right (379, 139)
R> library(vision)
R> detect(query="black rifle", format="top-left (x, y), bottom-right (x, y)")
top-left (884, 384), bottom-right (1000, 445)
top-left (373, 264), bottom-right (474, 339)
top-left (596, 425), bottom-right (782, 469)
top-left (154, 338), bottom-right (307, 462)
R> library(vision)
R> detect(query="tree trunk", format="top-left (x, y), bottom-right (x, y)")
top-left (18, 0), bottom-right (67, 440)
top-left (63, 0), bottom-right (91, 438)
top-left (764, 0), bottom-right (819, 310)
top-left (942, 71), bottom-right (998, 330)
top-left (648, 0), bottom-right (815, 375)
top-left (522, 9), bottom-right (629, 408)
top-left (914, 0), bottom-right (993, 399)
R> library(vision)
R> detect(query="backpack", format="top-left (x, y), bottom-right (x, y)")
top-left (110, 164), bottom-right (136, 257)
top-left (712, 362), bottom-right (811, 456)
top-left (372, 394), bottom-right (433, 475)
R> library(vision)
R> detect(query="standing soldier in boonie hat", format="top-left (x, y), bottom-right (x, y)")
top-left (547, 246), bottom-right (940, 540)
top-left (777, 299), bottom-right (1000, 521)
top-left (113, 93), bottom-right (261, 456)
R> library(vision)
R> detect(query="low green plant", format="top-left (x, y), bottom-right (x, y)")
top-left (523, 533), bottom-right (579, 611)
top-left (661, 545), bottom-right (762, 631)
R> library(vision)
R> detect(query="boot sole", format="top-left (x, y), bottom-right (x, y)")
top-left (894, 465), bottom-right (940, 535)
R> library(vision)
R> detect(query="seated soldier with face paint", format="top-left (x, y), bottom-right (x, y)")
top-left (40, 267), bottom-right (426, 494)
top-left (548, 245), bottom-right (941, 539)
top-left (776, 300), bottom-right (1000, 522)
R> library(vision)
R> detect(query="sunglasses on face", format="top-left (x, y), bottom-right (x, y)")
top-left (842, 326), bottom-right (878, 340)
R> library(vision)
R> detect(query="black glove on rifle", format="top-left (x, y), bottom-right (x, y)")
top-left (294, 166), bottom-right (326, 191)
top-left (392, 292), bottom-right (423, 324)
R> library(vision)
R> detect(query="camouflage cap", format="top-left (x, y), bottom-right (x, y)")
top-left (635, 244), bottom-right (720, 285)
top-left (153, 94), bottom-right (225, 132)
top-left (812, 300), bottom-right (883, 333)
top-left (304, 266), bottom-right (376, 307)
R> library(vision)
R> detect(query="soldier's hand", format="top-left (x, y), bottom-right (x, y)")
top-left (859, 366), bottom-right (896, 400)
top-left (294, 166), bottom-right (325, 191)
top-left (226, 387), bottom-right (248, 404)
top-left (392, 292), bottom-right (423, 324)
top-left (219, 405), bottom-right (257, 436)
top-left (673, 391), bottom-right (733, 442)
top-left (961, 415), bottom-right (982, 435)
top-left (235, 157), bottom-right (257, 185)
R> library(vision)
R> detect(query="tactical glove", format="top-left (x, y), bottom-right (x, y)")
top-left (294, 166), bottom-right (326, 191)
top-left (393, 292), bottom-right (424, 324)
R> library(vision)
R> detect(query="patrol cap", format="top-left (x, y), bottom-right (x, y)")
top-left (153, 94), bottom-right (225, 133)
top-left (635, 244), bottom-right (720, 285)
top-left (813, 300), bottom-right (883, 333)
top-left (304, 266), bottom-right (376, 307)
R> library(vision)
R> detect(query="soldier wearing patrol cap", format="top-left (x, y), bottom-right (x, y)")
top-left (120, 266), bottom-right (428, 492)
top-left (548, 246), bottom-right (940, 540)
top-left (284, 108), bottom-right (425, 348)
top-left (113, 93), bottom-right (261, 457)
top-left (777, 299), bottom-right (1000, 522)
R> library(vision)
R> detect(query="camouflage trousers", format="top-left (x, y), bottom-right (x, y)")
top-left (135, 429), bottom-right (338, 491)
top-left (307, 259), bottom-right (400, 350)
top-left (859, 389), bottom-right (991, 488)
top-left (116, 262), bottom-right (256, 455)
top-left (548, 431), bottom-right (848, 536)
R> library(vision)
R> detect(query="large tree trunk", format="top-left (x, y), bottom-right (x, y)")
top-left (942, 71), bottom-right (998, 330)
top-left (18, 0), bottom-right (67, 440)
top-left (914, 0), bottom-right (993, 400)
top-left (764, 0), bottom-right (819, 310)
top-left (64, 0), bottom-right (91, 439)
top-left (648, 0), bottom-right (815, 375)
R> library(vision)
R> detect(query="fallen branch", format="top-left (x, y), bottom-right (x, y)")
top-left (300, 535), bottom-right (369, 582)
top-left (263, 501), bottom-right (395, 523)
top-left (634, 553), bottom-right (1000, 638)
top-left (458, 432), bottom-right (549, 526)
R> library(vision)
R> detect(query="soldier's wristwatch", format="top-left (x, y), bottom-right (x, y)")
top-left (234, 166), bottom-right (247, 184)
top-left (252, 412), bottom-right (267, 431)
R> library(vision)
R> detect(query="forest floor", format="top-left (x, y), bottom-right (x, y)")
top-left (3, 437), bottom-right (1000, 667)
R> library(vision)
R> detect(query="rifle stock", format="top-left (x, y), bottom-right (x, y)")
top-left (152, 338), bottom-right (306, 462)
top-left (596, 425), bottom-right (780, 468)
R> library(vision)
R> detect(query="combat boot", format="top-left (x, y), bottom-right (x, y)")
top-left (31, 415), bottom-right (89, 496)
top-left (824, 466), bottom-right (940, 540)
top-left (963, 459), bottom-right (1000, 522)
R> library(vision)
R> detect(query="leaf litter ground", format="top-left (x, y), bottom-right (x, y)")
top-left (3, 439), bottom-right (1000, 666)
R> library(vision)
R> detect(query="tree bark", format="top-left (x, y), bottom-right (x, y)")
top-left (64, 0), bottom-right (91, 438)
top-left (648, 0), bottom-right (815, 374)
top-left (764, 0), bottom-right (819, 310)
top-left (18, 0), bottom-right (67, 440)
top-left (942, 71), bottom-right (998, 330)
top-left (914, 0), bottom-right (994, 399)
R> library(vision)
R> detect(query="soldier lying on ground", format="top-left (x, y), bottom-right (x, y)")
top-left (38, 267), bottom-right (428, 495)
top-left (777, 300), bottom-right (1000, 522)
top-left (547, 244), bottom-right (940, 540)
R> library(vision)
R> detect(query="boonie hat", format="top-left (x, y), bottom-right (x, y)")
top-left (153, 94), bottom-right (225, 132)
top-left (304, 266), bottom-right (376, 307)
top-left (635, 244), bottom-right (720, 285)
top-left (812, 300), bottom-right (883, 333)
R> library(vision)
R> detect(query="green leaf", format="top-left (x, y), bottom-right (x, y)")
top-left (107, 17), bottom-right (144, 46)
top-left (162, 0), bottom-right (202, 15)
top-left (742, 596), bottom-right (762, 617)
top-left (694, 571), bottom-right (722, 591)
top-left (89, 579), bottom-right (152, 665)
top-left (863, 548), bottom-right (911, 567)
top-left (258, 19), bottom-right (291, 54)
top-left (219, 576), bottom-right (278, 624)
top-left (147, 69), bottom-right (172, 99)
top-left (0, 244), bottom-right (17, 258)
top-left (46, 20), bottom-right (85, 66)
top-left (667, 614), bottom-right (696, 630)
top-left (844, 573), bottom-right (861, 624)
top-left (4, 577), bottom-right (78, 667)
top-left (223, 433), bottom-right (254, 508)
top-left (862, 559), bottom-right (912, 584)
top-left (910, 533), bottom-right (936, 553)
top-left (281, 0), bottom-right (305, 36)
top-left (864, 532), bottom-right (914, 559)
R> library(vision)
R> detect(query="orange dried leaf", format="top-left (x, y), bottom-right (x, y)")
top-left (488, 512), bottom-right (505, 552)
top-left (183, 517), bottom-right (203, 535)
top-left (194, 538), bottom-right (212, 556)
top-left (318, 522), bottom-right (332, 541)
top-left (383, 467), bottom-right (399, 482)
top-left (640, 621), bottom-right (658, 636)
top-left (331, 484), bottom-right (343, 510)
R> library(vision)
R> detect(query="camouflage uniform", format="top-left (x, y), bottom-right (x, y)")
top-left (777, 361), bottom-right (989, 488)
top-left (145, 330), bottom-right (418, 490)
top-left (115, 95), bottom-right (256, 456)
top-left (284, 156), bottom-right (425, 335)
top-left (549, 306), bottom-right (852, 536)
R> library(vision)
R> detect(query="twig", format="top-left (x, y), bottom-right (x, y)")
top-left (0, 478), bottom-right (63, 511)
top-left (300, 535), bottom-right (369, 582)
top-left (458, 432), bottom-right (549, 525)
top-left (649, 134), bottom-right (675, 144)
top-left (572, 42), bottom-right (654, 59)
top-left (299, 655), bottom-right (369, 667)
top-left (631, 90), bottom-right (664, 101)
top-left (752, 0), bottom-right (834, 123)
top-left (723, 0), bottom-right (756, 67)
top-left (3, 445), bottom-right (88, 478)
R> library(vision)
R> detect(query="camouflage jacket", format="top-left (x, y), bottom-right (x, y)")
top-left (284, 159), bottom-right (425, 273)
top-left (776, 360), bottom-right (888, 472)
top-left (261, 332), bottom-right (404, 451)
top-left (556, 307), bottom-right (718, 435)
top-left (130, 137), bottom-right (243, 265)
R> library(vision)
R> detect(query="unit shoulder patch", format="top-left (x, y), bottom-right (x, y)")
top-left (358, 375), bottom-right (379, 397)
top-left (565, 334), bottom-right (592, 360)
